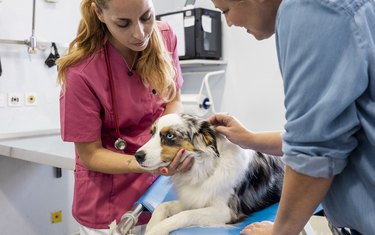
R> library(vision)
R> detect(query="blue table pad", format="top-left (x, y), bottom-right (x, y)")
top-left (137, 176), bottom-right (322, 235)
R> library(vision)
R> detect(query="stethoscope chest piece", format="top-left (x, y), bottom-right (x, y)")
top-left (114, 138), bottom-right (127, 151)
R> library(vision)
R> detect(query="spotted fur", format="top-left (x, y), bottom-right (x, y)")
top-left (135, 113), bottom-right (284, 235)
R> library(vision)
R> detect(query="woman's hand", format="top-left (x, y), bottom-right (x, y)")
top-left (240, 221), bottom-right (273, 235)
top-left (157, 149), bottom-right (194, 176)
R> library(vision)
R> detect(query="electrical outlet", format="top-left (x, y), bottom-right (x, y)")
top-left (25, 92), bottom-right (37, 106)
top-left (8, 93), bottom-right (23, 107)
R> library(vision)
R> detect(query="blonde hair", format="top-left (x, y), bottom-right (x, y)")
top-left (56, 0), bottom-right (177, 102)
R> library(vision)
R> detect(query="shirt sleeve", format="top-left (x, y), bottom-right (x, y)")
top-left (276, 0), bottom-right (368, 178)
top-left (60, 68), bottom-right (102, 142)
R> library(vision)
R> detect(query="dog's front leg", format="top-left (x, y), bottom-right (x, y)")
top-left (146, 200), bottom-right (184, 232)
top-left (145, 206), bottom-right (231, 235)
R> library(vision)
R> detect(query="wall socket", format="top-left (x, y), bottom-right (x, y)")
top-left (8, 93), bottom-right (23, 107)
top-left (25, 92), bottom-right (38, 106)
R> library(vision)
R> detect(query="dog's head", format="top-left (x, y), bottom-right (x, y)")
top-left (135, 113), bottom-right (219, 170)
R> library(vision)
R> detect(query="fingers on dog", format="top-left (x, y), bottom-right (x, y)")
top-left (208, 114), bottom-right (227, 126)
top-left (169, 149), bottom-right (184, 169)
top-left (181, 156), bottom-right (194, 171)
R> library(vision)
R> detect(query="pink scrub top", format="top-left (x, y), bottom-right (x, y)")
top-left (60, 21), bottom-right (183, 229)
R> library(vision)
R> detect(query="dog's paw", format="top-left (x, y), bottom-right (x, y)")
top-left (145, 223), bottom-right (155, 233)
top-left (145, 226), bottom-right (170, 235)
top-left (146, 204), bottom-right (171, 231)
top-left (145, 213), bottom-right (163, 232)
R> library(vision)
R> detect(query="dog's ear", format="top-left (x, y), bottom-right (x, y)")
top-left (181, 114), bottom-right (219, 157)
top-left (198, 121), bottom-right (219, 157)
top-left (199, 121), bottom-right (215, 145)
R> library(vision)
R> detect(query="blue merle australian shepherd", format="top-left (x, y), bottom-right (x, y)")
top-left (134, 113), bottom-right (284, 235)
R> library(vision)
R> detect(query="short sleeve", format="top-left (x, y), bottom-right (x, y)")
top-left (276, 0), bottom-right (368, 178)
top-left (60, 68), bottom-right (102, 142)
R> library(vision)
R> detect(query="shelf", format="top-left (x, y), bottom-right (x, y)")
top-left (179, 59), bottom-right (227, 68)
top-left (0, 134), bottom-right (75, 170)
top-left (0, 129), bottom-right (60, 141)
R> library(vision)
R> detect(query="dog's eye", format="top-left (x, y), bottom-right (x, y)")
top-left (166, 133), bottom-right (174, 139)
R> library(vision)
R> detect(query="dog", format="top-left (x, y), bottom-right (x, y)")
top-left (134, 113), bottom-right (284, 235)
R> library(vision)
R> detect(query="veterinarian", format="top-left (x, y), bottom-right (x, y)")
top-left (56, 0), bottom-right (193, 234)
top-left (209, 0), bottom-right (375, 234)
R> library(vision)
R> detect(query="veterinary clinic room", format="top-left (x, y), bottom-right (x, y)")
top-left (1, 0), bottom-right (375, 235)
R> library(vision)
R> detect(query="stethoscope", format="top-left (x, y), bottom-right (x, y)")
top-left (103, 43), bottom-right (127, 151)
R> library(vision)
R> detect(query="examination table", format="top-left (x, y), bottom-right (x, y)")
top-left (117, 176), bottom-right (322, 235)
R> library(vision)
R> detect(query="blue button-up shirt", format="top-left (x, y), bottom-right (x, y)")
top-left (276, 0), bottom-right (375, 233)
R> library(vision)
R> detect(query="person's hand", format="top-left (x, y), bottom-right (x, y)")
top-left (240, 221), bottom-right (273, 235)
top-left (208, 113), bottom-right (252, 148)
top-left (157, 149), bottom-right (194, 176)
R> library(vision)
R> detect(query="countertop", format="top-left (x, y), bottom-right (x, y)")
top-left (0, 130), bottom-right (75, 170)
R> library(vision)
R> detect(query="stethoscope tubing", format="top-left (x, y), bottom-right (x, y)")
top-left (103, 42), bottom-right (127, 151)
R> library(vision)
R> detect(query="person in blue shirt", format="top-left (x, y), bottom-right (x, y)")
top-left (209, 0), bottom-right (375, 234)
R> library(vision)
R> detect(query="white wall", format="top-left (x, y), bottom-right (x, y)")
top-left (0, 0), bottom-right (80, 134)
top-left (0, 1), bottom-right (80, 234)
top-left (1, 0), bottom-right (285, 134)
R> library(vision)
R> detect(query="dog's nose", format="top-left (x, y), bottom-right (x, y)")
top-left (134, 150), bottom-right (146, 163)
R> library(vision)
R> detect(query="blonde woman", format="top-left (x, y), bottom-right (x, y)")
top-left (57, 0), bottom-right (192, 234)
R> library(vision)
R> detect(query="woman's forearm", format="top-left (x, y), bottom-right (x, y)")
top-left (86, 148), bottom-right (146, 174)
top-left (75, 141), bottom-right (147, 174)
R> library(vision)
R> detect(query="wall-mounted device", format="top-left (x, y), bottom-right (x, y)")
top-left (157, 8), bottom-right (222, 60)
